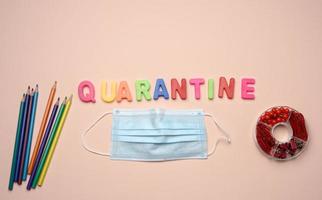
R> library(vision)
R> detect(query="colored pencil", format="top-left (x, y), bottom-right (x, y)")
top-left (14, 93), bottom-right (27, 182)
top-left (23, 85), bottom-right (39, 180)
top-left (38, 95), bottom-right (72, 186)
top-left (28, 82), bottom-right (56, 174)
top-left (27, 98), bottom-right (60, 190)
top-left (19, 88), bottom-right (34, 182)
top-left (8, 94), bottom-right (25, 190)
top-left (32, 97), bottom-right (66, 188)
top-left (16, 87), bottom-right (31, 184)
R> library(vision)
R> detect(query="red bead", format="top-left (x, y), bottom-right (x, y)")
top-left (284, 114), bottom-right (289, 119)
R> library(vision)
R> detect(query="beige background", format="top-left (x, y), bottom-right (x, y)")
top-left (1, 0), bottom-right (322, 200)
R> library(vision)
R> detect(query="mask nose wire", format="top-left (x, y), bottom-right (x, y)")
top-left (204, 113), bottom-right (231, 156)
top-left (81, 112), bottom-right (112, 156)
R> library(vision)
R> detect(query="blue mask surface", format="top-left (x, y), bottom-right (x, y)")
top-left (82, 108), bottom-right (230, 161)
top-left (111, 109), bottom-right (207, 161)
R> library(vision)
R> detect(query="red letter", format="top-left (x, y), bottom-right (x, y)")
top-left (171, 79), bottom-right (187, 100)
top-left (218, 77), bottom-right (235, 99)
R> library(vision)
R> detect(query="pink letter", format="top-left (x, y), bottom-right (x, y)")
top-left (189, 78), bottom-right (205, 99)
top-left (78, 80), bottom-right (96, 103)
top-left (241, 78), bottom-right (255, 100)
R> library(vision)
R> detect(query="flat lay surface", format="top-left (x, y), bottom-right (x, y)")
top-left (1, 0), bottom-right (322, 200)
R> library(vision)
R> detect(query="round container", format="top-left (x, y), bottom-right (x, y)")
top-left (254, 106), bottom-right (309, 161)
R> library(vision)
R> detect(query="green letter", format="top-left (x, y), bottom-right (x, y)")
top-left (208, 79), bottom-right (214, 100)
top-left (135, 80), bottom-right (152, 101)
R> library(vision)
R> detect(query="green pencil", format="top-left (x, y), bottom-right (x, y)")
top-left (8, 94), bottom-right (25, 190)
top-left (31, 97), bottom-right (66, 188)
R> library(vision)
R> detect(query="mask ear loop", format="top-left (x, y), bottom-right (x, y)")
top-left (81, 112), bottom-right (112, 156)
top-left (204, 113), bottom-right (231, 156)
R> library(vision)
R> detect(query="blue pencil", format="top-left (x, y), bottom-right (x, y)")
top-left (15, 87), bottom-right (30, 184)
top-left (27, 98), bottom-right (60, 190)
top-left (23, 85), bottom-right (39, 180)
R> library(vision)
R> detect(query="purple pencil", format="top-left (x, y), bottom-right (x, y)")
top-left (27, 98), bottom-right (60, 190)
top-left (18, 89), bottom-right (34, 182)
top-left (17, 87), bottom-right (31, 184)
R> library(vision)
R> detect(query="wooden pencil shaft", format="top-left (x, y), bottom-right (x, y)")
top-left (8, 95), bottom-right (25, 190)
top-left (28, 82), bottom-right (56, 174)
top-left (17, 90), bottom-right (31, 184)
top-left (32, 99), bottom-right (66, 188)
top-left (38, 95), bottom-right (72, 186)
top-left (23, 89), bottom-right (39, 180)
top-left (14, 95), bottom-right (26, 182)
top-left (27, 99), bottom-right (59, 190)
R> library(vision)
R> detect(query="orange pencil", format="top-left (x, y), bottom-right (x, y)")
top-left (28, 82), bottom-right (57, 174)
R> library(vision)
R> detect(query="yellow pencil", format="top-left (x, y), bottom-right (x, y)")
top-left (37, 95), bottom-right (72, 186)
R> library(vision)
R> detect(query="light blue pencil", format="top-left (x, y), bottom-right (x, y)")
top-left (23, 85), bottom-right (39, 180)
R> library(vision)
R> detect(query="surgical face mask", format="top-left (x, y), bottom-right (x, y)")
top-left (81, 109), bottom-right (231, 161)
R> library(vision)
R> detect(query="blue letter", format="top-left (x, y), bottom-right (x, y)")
top-left (153, 79), bottom-right (169, 100)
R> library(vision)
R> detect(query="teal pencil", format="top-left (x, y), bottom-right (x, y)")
top-left (8, 94), bottom-right (25, 190)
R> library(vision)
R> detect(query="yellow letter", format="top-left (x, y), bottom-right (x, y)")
top-left (101, 81), bottom-right (116, 103)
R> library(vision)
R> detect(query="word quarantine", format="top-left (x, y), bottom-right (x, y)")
top-left (78, 77), bottom-right (256, 103)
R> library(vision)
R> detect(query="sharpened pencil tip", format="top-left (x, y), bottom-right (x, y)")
top-left (63, 96), bottom-right (67, 104)
top-left (54, 97), bottom-right (60, 105)
top-left (67, 94), bottom-right (73, 103)
top-left (52, 81), bottom-right (57, 88)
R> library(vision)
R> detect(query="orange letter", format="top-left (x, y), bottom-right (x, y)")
top-left (116, 81), bottom-right (132, 102)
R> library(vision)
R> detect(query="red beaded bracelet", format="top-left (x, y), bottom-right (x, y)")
top-left (255, 106), bottom-right (309, 160)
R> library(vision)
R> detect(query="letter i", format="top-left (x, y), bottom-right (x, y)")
top-left (208, 79), bottom-right (214, 100)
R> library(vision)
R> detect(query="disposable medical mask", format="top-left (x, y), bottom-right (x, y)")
top-left (81, 108), bottom-right (231, 161)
